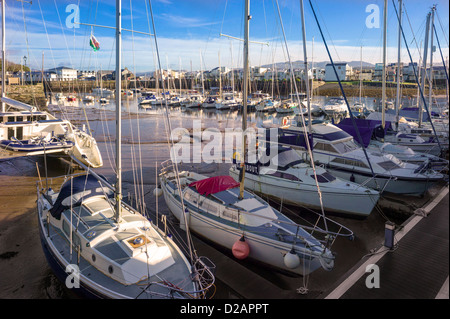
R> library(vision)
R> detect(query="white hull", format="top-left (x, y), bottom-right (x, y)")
top-left (161, 182), bottom-right (327, 276)
top-left (229, 167), bottom-right (378, 217)
top-left (325, 167), bottom-right (439, 195)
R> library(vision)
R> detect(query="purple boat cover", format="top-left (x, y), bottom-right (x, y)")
top-left (336, 118), bottom-right (391, 147)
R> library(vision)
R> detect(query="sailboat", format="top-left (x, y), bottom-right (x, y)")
top-left (366, 3), bottom-right (448, 157)
top-left (160, 0), bottom-right (353, 277)
top-left (37, 0), bottom-right (214, 299)
top-left (0, 3), bottom-right (102, 168)
top-left (284, 121), bottom-right (444, 195)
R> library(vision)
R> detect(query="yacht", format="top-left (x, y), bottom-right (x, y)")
top-left (160, 160), bottom-right (348, 276)
top-left (320, 97), bottom-right (347, 114)
top-left (201, 96), bottom-right (217, 109)
top-left (283, 122), bottom-right (445, 196)
top-left (255, 99), bottom-right (278, 112)
top-left (0, 98), bottom-right (103, 168)
top-left (229, 143), bottom-right (380, 218)
top-left (336, 118), bottom-right (448, 170)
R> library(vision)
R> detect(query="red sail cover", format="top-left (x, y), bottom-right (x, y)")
top-left (189, 176), bottom-right (240, 196)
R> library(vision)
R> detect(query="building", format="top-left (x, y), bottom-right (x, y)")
top-left (428, 65), bottom-right (448, 80)
top-left (47, 66), bottom-right (78, 81)
top-left (324, 63), bottom-right (352, 82)
top-left (359, 68), bottom-right (374, 81)
top-left (207, 66), bottom-right (231, 79)
top-left (78, 70), bottom-right (96, 80)
top-left (402, 62), bottom-right (418, 82)
top-left (312, 67), bottom-right (325, 81)
top-left (250, 66), bottom-right (268, 80)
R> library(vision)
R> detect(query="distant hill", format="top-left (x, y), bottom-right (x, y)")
top-left (261, 60), bottom-right (375, 70)
top-left (0, 59), bottom-right (30, 72)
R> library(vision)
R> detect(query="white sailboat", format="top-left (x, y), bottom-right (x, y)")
top-left (284, 121), bottom-right (444, 195)
top-left (37, 0), bottom-right (214, 299)
top-left (229, 143), bottom-right (380, 218)
top-left (160, 0), bottom-right (353, 277)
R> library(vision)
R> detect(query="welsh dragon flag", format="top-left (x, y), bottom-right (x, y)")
top-left (89, 34), bottom-right (100, 51)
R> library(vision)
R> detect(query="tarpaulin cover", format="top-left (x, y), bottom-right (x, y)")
top-left (336, 118), bottom-right (391, 148)
top-left (387, 108), bottom-right (439, 121)
top-left (189, 176), bottom-right (240, 196)
top-left (49, 174), bottom-right (113, 220)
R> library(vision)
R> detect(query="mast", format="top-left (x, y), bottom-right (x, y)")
top-left (428, 6), bottom-right (436, 112)
top-left (360, 45), bottom-right (363, 104)
top-left (114, 0), bottom-right (122, 222)
top-left (311, 36), bottom-right (314, 102)
top-left (1, 0), bottom-right (5, 112)
top-left (200, 50), bottom-right (205, 97)
top-left (419, 12), bottom-right (431, 128)
top-left (218, 51), bottom-right (222, 99)
top-left (381, 0), bottom-right (387, 132)
top-left (395, 0), bottom-right (402, 127)
top-left (239, 0), bottom-right (250, 200)
top-left (300, 0), bottom-right (312, 133)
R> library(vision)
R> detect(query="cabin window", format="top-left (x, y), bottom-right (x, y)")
top-left (72, 232), bottom-right (81, 249)
top-left (267, 171), bottom-right (283, 178)
top-left (378, 160), bottom-right (401, 171)
top-left (283, 173), bottom-right (302, 181)
top-left (322, 172), bottom-right (336, 182)
top-left (16, 116), bottom-right (23, 122)
top-left (311, 172), bottom-right (335, 183)
top-left (333, 140), bottom-right (359, 153)
top-left (7, 116), bottom-right (14, 122)
top-left (314, 142), bottom-right (338, 153)
top-left (200, 198), bottom-right (218, 215)
top-left (62, 219), bottom-right (70, 236)
top-left (0, 117), bottom-right (3, 123)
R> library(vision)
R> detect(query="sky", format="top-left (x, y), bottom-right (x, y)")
top-left (2, 0), bottom-right (449, 73)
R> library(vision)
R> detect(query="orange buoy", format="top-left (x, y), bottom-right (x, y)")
top-left (232, 236), bottom-right (250, 260)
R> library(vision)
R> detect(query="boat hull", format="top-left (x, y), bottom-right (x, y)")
top-left (161, 179), bottom-right (329, 276)
top-left (229, 167), bottom-right (378, 218)
top-left (324, 165), bottom-right (440, 196)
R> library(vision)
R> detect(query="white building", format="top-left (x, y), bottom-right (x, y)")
top-left (324, 63), bottom-right (352, 82)
top-left (48, 66), bottom-right (78, 81)
top-left (24, 71), bottom-right (58, 82)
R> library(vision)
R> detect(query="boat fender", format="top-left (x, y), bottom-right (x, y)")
top-left (350, 174), bottom-right (355, 182)
top-left (282, 117), bottom-right (288, 126)
top-left (319, 254), bottom-right (334, 271)
top-left (153, 187), bottom-right (163, 197)
top-left (232, 236), bottom-right (250, 260)
top-left (284, 248), bottom-right (300, 269)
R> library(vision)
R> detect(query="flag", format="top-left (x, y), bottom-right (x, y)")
top-left (89, 34), bottom-right (100, 51)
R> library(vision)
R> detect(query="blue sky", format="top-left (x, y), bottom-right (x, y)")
top-left (2, 0), bottom-right (449, 72)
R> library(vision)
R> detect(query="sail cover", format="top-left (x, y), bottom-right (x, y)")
top-left (189, 176), bottom-right (240, 196)
top-left (336, 118), bottom-right (391, 148)
top-left (49, 174), bottom-right (113, 219)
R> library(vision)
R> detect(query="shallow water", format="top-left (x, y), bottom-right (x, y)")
top-left (0, 94), bottom-right (445, 299)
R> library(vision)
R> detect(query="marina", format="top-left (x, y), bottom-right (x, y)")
top-left (0, 0), bottom-right (448, 307)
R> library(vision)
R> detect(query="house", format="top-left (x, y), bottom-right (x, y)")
top-left (324, 63), bottom-right (352, 82)
top-left (47, 66), bottom-right (78, 81)
top-left (78, 70), bottom-right (96, 80)
top-left (112, 67), bottom-right (134, 80)
top-left (402, 62), bottom-right (418, 82)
